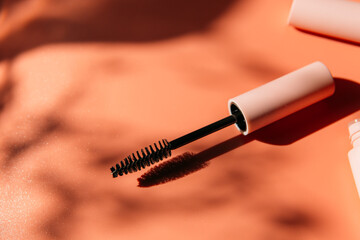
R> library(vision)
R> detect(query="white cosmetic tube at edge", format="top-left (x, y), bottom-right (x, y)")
top-left (348, 119), bottom-right (360, 198)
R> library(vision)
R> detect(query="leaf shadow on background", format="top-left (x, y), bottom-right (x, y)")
top-left (2, 116), bottom-right (63, 169)
top-left (0, 73), bottom-right (88, 170)
top-left (263, 205), bottom-right (322, 239)
top-left (138, 78), bottom-right (360, 187)
top-left (0, 62), bottom-right (14, 114)
top-left (0, 0), bottom-right (239, 60)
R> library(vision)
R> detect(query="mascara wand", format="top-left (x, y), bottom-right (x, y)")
top-left (110, 62), bottom-right (335, 178)
top-left (110, 109), bottom-right (245, 177)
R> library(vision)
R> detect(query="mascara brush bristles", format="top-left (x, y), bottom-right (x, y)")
top-left (110, 139), bottom-right (171, 178)
top-left (110, 113), bottom-right (239, 178)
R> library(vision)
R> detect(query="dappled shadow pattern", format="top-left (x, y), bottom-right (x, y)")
top-left (272, 209), bottom-right (316, 229)
top-left (2, 116), bottom-right (63, 168)
top-left (0, 0), bottom-right (238, 59)
top-left (38, 174), bottom-right (80, 239)
top-left (0, 73), bottom-right (14, 113)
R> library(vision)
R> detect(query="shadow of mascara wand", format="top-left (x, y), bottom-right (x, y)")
top-left (110, 109), bottom-right (245, 177)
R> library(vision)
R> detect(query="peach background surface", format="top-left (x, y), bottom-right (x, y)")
top-left (0, 0), bottom-right (360, 239)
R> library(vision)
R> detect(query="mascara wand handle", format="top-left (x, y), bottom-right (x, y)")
top-left (169, 113), bottom-right (239, 150)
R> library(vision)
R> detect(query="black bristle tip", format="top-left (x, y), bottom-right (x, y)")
top-left (110, 139), bottom-right (171, 178)
top-left (110, 167), bottom-right (118, 178)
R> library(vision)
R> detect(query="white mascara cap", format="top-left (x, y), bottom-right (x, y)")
top-left (228, 61), bottom-right (335, 135)
top-left (288, 0), bottom-right (360, 44)
top-left (349, 119), bottom-right (360, 147)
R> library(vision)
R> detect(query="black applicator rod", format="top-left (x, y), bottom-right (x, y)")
top-left (169, 113), bottom-right (238, 150)
top-left (110, 111), bottom-right (243, 177)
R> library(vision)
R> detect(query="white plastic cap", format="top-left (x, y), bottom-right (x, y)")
top-left (228, 61), bottom-right (335, 135)
top-left (349, 119), bottom-right (360, 147)
top-left (288, 0), bottom-right (360, 44)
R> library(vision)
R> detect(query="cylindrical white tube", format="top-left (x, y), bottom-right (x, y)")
top-left (348, 119), bottom-right (360, 198)
top-left (228, 61), bottom-right (335, 135)
top-left (288, 0), bottom-right (360, 44)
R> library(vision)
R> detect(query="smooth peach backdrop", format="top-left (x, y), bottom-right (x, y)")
top-left (0, 0), bottom-right (360, 239)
